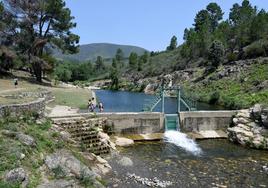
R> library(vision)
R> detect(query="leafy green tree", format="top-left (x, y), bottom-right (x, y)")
top-left (3, 0), bottom-right (79, 82)
top-left (229, 0), bottom-right (257, 48)
top-left (167, 36), bottom-right (177, 51)
top-left (194, 10), bottom-right (211, 32)
top-left (115, 48), bottom-right (124, 68)
top-left (94, 56), bottom-right (105, 72)
top-left (110, 58), bottom-right (119, 90)
top-left (208, 40), bottom-right (225, 69)
top-left (128, 52), bottom-right (138, 70)
top-left (250, 9), bottom-right (268, 41)
top-left (206, 3), bottom-right (223, 32)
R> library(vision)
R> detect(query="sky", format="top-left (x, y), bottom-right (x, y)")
top-left (65, 0), bottom-right (268, 51)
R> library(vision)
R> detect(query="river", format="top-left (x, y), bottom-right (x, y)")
top-left (105, 140), bottom-right (268, 188)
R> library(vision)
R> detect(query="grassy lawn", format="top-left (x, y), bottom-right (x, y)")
top-left (49, 87), bottom-right (91, 109)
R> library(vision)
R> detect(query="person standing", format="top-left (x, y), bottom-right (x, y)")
top-left (98, 102), bottom-right (104, 112)
top-left (87, 99), bottom-right (92, 112)
top-left (14, 78), bottom-right (18, 88)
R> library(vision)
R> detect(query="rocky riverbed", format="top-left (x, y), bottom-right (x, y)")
top-left (104, 140), bottom-right (268, 188)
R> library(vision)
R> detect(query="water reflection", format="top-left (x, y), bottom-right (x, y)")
top-left (94, 89), bottom-right (224, 113)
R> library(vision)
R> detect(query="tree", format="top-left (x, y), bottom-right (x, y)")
top-left (208, 40), bottom-right (225, 69)
top-left (206, 3), bottom-right (223, 32)
top-left (167, 36), bottom-right (177, 51)
top-left (110, 58), bottom-right (119, 90)
top-left (229, 0), bottom-right (257, 48)
top-left (115, 48), bottom-right (124, 68)
top-left (128, 52), bottom-right (138, 70)
top-left (94, 56), bottom-right (105, 72)
top-left (3, 0), bottom-right (79, 82)
top-left (194, 10), bottom-right (211, 32)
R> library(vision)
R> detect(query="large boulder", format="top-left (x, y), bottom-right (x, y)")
top-left (261, 108), bottom-right (268, 128)
top-left (5, 168), bottom-right (28, 187)
top-left (45, 149), bottom-right (98, 179)
top-left (114, 137), bottom-right (134, 147)
top-left (16, 133), bottom-right (36, 147)
top-left (228, 107), bottom-right (268, 149)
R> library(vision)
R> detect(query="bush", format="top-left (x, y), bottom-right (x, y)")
top-left (243, 39), bottom-right (268, 59)
top-left (209, 91), bottom-right (220, 104)
top-left (226, 52), bottom-right (238, 62)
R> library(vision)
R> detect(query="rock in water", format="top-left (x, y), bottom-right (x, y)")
top-left (115, 137), bottom-right (134, 147)
top-left (118, 156), bottom-right (133, 166)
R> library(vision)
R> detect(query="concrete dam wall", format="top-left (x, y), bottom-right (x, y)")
top-left (96, 112), bottom-right (165, 134)
top-left (179, 111), bottom-right (237, 132)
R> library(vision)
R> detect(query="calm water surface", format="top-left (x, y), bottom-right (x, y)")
top-left (94, 90), bottom-right (223, 113)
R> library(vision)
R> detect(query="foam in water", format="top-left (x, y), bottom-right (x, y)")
top-left (163, 131), bottom-right (202, 156)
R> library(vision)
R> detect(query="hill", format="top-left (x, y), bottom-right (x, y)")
top-left (53, 43), bottom-right (148, 62)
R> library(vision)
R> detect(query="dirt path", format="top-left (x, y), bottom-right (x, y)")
top-left (0, 88), bottom-right (24, 94)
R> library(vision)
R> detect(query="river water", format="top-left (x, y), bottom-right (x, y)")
top-left (94, 89), bottom-right (223, 113)
top-left (105, 140), bottom-right (268, 188)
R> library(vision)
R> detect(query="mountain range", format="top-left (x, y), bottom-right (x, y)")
top-left (53, 43), bottom-right (148, 62)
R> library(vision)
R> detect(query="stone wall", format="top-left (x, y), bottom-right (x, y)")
top-left (0, 98), bottom-right (46, 118)
top-left (227, 104), bottom-right (268, 149)
top-left (96, 112), bottom-right (165, 134)
top-left (179, 111), bottom-right (237, 132)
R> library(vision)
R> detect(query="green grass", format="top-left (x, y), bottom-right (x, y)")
top-left (0, 115), bottom-right (65, 187)
top-left (183, 62), bottom-right (268, 109)
top-left (50, 87), bottom-right (91, 109)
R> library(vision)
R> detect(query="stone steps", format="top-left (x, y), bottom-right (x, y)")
top-left (51, 116), bottom-right (110, 155)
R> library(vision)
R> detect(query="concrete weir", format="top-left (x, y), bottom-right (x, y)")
top-left (95, 110), bottom-right (237, 140)
top-left (50, 110), bottom-right (237, 141)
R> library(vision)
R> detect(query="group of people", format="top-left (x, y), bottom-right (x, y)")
top-left (88, 97), bottom-right (104, 112)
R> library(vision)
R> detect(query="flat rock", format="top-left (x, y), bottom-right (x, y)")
top-left (115, 137), bottom-right (134, 147)
top-left (37, 179), bottom-right (80, 188)
top-left (45, 149), bottom-right (99, 179)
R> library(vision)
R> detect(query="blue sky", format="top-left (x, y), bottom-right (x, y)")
top-left (65, 0), bottom-right (268, 51)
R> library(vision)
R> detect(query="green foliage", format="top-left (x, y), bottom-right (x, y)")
top-left (167, 36), bottom-right (177, 51)
top-left (243, 39), bottom-right (268, 58)
top-left (115, 48), bottom-right (124, 68)
top-left (128, 52), bottom-right (138, 70)
top-left (54, 60), bottom-right (99, 82)
top-left (94, 56), bottom-right (105, 72)
top-left (52, 166), bottom-right (66, 179)
top-left (0, 0), bottom-right (79, 82)
top-left (179, 0), bottom-right (268, 67)
top-left (209, 91), bottom-right (220, 104)
top-left (208, 40), bottom-right (225, 68)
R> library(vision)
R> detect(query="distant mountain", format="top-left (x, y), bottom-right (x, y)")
top-left (53, 43), bottom-right (148, 62)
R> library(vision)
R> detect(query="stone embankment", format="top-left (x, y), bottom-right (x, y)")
top-left (227, 104), bottom-right (268, 149)
top-left (0, 89), bottom-right (53, 118)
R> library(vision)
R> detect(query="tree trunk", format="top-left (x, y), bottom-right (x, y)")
top-left (32, 62), bottom-right (42, 83)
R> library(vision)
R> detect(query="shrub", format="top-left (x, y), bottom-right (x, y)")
top-left (243, 39), bottom-right (268, 58)
top-left (52, 166), bottom-right (66, 179)
top-left (209, 91), bottom-right (220, 104)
